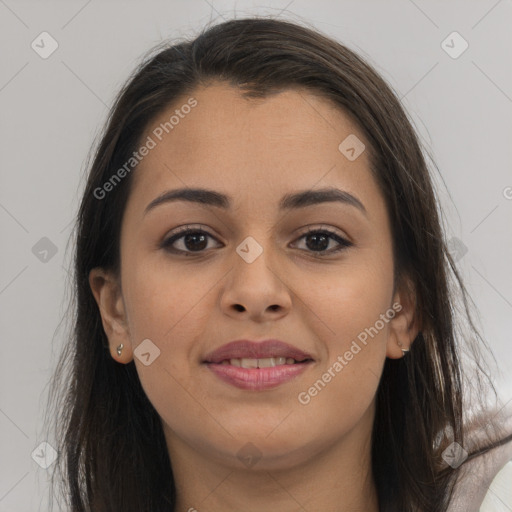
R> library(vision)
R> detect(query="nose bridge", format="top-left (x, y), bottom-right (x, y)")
top-left (231, 207), bottom-right (278, 264)
top-left (233, 231), bottom-right (278, 286)
top-left (220, 229), bottom-right (292, 317)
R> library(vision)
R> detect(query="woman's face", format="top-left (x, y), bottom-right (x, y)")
top-left (91, 82), bottom-right (414, 471)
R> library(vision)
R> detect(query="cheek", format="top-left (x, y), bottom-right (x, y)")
top-left (299, 253), bottom-right (394, 416)
top-left (122, 254), bottom-right (210, 343)
top-left (301, 253), bottom-right (394, 349)
top-left (294, 270), bottom-right (392, 428)
top-left (121, 257), bottom-right (213, 416)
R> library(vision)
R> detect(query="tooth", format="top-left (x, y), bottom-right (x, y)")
top-left (228, 357), bottom-right (296, 368)
top-left (257, 357), bottom-right (276, 368)
top-left (240, 358), bottom-right (258, 368)
top-left (221, 360), bottom-right (229, 365)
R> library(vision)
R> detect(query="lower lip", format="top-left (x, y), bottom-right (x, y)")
top-left (204, 361), bottom-right (312, 390)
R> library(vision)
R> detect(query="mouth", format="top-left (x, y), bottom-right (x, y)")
top-left (215, 356), bottom-right (313, 367)
top-left (202, 339), bottom-right (315, 390)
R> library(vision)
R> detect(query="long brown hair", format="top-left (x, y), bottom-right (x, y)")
top-left (43, 16), bottom-right (512, 511)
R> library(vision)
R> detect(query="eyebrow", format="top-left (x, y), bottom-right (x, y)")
top-left (143, 186), bottom-right (367, 217)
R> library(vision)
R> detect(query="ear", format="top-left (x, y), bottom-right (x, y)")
top-left (89, 267), bottom-right (133, 363)
top-left (386, 275), bottom-right (420, 359)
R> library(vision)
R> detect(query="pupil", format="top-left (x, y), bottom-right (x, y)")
top-left (307, 233), bottom-right (328, 251)
top-left (185, 233), bottom-right (207, 251)
top-left (181, 232), bottom-right (331, 252)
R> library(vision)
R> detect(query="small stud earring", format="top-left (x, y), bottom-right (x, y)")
top-left (116, 343), bottom-right (124, 356)
top-left (397, 341), bottom-right (409, 356)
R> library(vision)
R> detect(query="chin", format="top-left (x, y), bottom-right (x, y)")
top-left (213, 442), bottom-right (317, 472)
top-left (211, 429), bottom-right (321, 471)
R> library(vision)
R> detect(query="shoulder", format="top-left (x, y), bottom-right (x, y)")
top-left (447, 400), bottom-right (512, 511)
top-left (480, 460), bottom-right (512, 511)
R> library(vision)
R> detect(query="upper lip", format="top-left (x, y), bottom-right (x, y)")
top-left (203, 339), bottom-right (314, 364)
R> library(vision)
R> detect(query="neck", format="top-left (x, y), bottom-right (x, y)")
top-left (165, 402), bottom-right (379, 512)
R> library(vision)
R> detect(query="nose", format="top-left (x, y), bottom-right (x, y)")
top-left (220, 239), bottom-right (292, 322)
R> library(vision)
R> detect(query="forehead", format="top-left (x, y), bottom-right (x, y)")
top-left (127, 82), bottom-right (380, 217)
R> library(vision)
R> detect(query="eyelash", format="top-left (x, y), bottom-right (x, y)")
top-left (160, 224), bottom-right (353, 257)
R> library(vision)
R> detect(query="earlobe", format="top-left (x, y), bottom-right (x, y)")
top-left (386, 277), bottom-right (420, 359)
top-left (88, 268), bottom-right (133, 363)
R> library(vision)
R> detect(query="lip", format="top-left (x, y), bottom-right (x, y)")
top-left (203, 339), bottom-right (314, 391)
top-left (203, 339), bottom-right (313, 364)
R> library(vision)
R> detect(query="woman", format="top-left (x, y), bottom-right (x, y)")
top-left (44, 16), bottom-right (512, 511)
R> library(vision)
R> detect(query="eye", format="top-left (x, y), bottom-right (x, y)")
top-left (161, 225), bottom-right (222, 255)
top-left (160, 224), bottom-right (353, 257)
top-left (292, 226), bottom-right (353, 256)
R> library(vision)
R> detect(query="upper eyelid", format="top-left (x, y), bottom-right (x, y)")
top-left (164, 224), bottom-right (349, 242)
top-left (162, 225), bottom-right (352, 252)
top-left (300, 224), bottom-right (348, 237)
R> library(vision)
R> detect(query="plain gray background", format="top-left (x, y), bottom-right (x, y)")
top-left (1, 1), bottom-right (511, 510)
